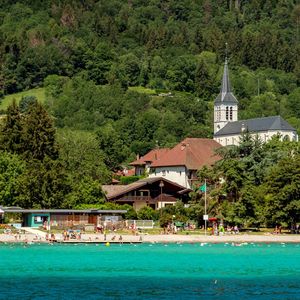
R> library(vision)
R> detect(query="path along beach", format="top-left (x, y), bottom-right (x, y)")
top-left (1, 232), bottom-right (300, 244)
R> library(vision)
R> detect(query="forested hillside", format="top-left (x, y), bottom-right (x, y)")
top-left (1, 1), bottom-right (300, 154)
top-left (0, 1), bottom-right (300, 224)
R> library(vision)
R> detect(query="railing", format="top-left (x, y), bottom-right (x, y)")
top-left (117, 196), bottom-right (151, 202)
top-left (117, 195), bottom-right (177, 202)
top-left (127, 220), bottom-right (154, 229)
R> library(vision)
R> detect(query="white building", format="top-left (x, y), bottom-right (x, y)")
top-left (213, 59), bottom-right (298, 146)
top-left (148, 138), bottom-right (221, 189)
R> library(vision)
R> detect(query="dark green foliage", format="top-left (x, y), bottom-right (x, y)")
top-left (57, 129), bottom-right (110, 183)
top-left (1, 1), bottom-right (300, 220)
top-left (137, 206), bottom-right (159, 220)
top-left (0, 100), bottom-right (23, 154)
top-left (15, 158), bottom-right (70, 209)
top-left (19, 95), bottom-right (37, 113)
top-left (0, 0), bottom-right (299, 96)
top-left (120, 176), bottom-right (143, 185)
top-left (198, 135), bottom-right (300, 228)
top-left (22, 102), bottom-right (58, 160)
top-left (0, 151), bottom-right (25, 207)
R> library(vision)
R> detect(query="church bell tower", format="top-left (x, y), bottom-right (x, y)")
top-left (214, 58), bottom-right (238, 134)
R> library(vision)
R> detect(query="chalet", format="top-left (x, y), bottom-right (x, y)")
top-left (102, 177), bottom-right (191, 210)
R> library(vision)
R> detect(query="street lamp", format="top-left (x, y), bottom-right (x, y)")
top-left (159, 180), bottom-right (164, 209)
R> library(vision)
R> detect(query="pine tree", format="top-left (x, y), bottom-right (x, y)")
top-left (0, 99), bottom-right (23, 154)
top-left (22, 102), bottom-right (58, 161)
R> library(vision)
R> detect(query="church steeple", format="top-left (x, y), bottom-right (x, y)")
top-left (215, 58), bottom-right (238, 105)
top-left (214, 53), bottom-right (238, 134)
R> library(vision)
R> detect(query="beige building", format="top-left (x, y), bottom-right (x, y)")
top-left (213, 59), bottom-right (298, 146)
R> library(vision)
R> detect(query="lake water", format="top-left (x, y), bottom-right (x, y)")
top-left (0, 242), bottom-right (299, 299)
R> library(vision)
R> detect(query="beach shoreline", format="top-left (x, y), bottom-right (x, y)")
top-left (1, 233), bottom-right (300, 244)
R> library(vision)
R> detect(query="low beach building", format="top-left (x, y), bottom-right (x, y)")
top-left (1, 207), bottom-right (127, 229)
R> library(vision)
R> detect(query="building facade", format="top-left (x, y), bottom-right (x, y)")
top-left (148, 138), bottom-right (221, 189)
top-left (102, 177), bottom-right (191, 210)
top-left (213, 59), bottom-right (298, 146)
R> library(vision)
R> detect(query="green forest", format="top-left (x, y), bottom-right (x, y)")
top-left (0, 0), bottom-right (300, 227)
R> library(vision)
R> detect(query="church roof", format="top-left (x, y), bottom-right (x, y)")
top-left (214, 116), bottom-right (296, 137)
top-left (214, 59), bottom-right (238, 105)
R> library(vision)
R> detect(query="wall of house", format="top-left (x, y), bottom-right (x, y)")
top-left (135, 166), bottom-right (145, 176)
top-left (26, 213), bottom-right (50, 228)
top-left (135, 163), bottom-right (151, 176)
top-left (214, 130), bottom-right (298, 146)
top-left (149, 166), bottom-right (189, 188)
top-left (134, 201), bottom-right (148, 211)
top-left (157, 201), bottom-right (176, 209)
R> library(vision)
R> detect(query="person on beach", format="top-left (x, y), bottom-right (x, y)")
top-left (234, 225), bottom-right (239, 234)
top-left (219, 224), bottom-right (225, 235)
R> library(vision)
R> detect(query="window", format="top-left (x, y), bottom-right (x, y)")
top-left (283, 135), bottom-right (290, 141)
top-left (162, 170), bottom-right (166, 176)
top-left (230, 107), bottom-right (233, 120)
top-left (179, 171), bottom-right (182, 176)
top-left (226, 107), bottom-right (229, 120)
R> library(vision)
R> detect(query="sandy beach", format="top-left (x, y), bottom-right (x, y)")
top-left (1, 232), bottom-right (300, 244)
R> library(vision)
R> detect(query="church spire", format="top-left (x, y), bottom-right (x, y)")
top-left (214, 48), bottom-right (238, 104)
top-left (220, 58), bottom-right (232, 99)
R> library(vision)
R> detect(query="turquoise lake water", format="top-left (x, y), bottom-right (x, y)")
top-left (0, 242), bottom-right (300, 299)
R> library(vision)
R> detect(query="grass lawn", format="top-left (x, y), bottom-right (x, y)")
top-left (0, 87), bottom-right (46, 110)
top-left (128, 86), bottom-right (156, 95)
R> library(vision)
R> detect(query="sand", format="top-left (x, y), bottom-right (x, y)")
top-left (1, 232), bottom-right (300, 244)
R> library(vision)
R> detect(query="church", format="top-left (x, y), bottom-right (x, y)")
top-left (213, 59), bottom-right (298, 146)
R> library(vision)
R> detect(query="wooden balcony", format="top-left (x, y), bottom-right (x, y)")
top-left (116, 194), bottom-right (177, 203)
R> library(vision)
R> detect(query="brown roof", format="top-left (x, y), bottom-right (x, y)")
top-left (151, 138), bottom-right (221, 169)
top-left (102, 185), bottom-right (127, 198)
top-left (102, 177), bottom-right (190, 200)
top-left (130, 148), bottom-right (170, 166)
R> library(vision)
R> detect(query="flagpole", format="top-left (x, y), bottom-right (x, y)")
top-left (204, 178), bottom-right (207, 236)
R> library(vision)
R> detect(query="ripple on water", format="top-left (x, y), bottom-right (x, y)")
top-left (0, 243), bottom-right (300, 299)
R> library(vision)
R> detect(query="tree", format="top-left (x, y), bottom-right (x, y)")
top-left (0, 151), bottom-right (25, 207)
top-left (96, 123), bottom-right (130, 171)
top-left (263, 154), bottom-right (300, 227)
top-left (22, 102), bottom-right (58, 161)
top-left (137, 206), bottom-right (159, 220)
top-left (19, 95), bottom-right (37, 113)
top-left (15, 158), bottom-right (69, 209)
top-left (63, 176), bottom-right (106, 208)
top-left (57, 129), bottom-right (110, 183)
top-left (0, 100), bottom-right (23, 154)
